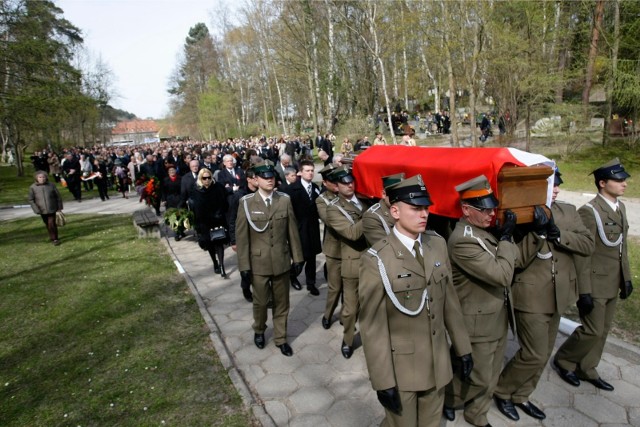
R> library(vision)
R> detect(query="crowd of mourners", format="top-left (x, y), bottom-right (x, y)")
top-left (26, 131), bottom-right (633, 427)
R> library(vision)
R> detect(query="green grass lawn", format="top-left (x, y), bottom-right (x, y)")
top-left (0, 214), bottom-right (254, 426)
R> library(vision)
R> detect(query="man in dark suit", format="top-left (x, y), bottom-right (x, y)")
top-left (179, 160), bottom-right (200, 209)
top-left (554, 159), bottom-right (633, 392)
top-left (283, 160), bottom-right (321, 295)
top-left (217, 154), bottom-right (246, 197)
top-left (317, 134), bottom-right (334, 165)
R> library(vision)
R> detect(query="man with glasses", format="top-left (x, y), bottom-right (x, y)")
top-left (443, 175), bottom-right (519, 427)
top-left (236, 161), bottom-right (304, 357)
top-left (553, 159), bottom-right (633, 391)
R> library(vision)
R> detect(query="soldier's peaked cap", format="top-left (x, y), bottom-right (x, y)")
top-left (252, 159), bottom-right (275, 178)
top-left (455, 174), bottom-right (499, 209)
top-left (319, 163), bottom-right (337, 179)
top-left (382, 173), bottom-right (405, 189)
top-left (386, 174), bottom-right (432, 206)
top-left (327, 165), bottom-right (354, 184)
top-left (591, 158), bottom-right (630, 181)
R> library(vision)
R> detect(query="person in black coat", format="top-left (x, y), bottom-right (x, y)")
top-left (179, 159), bottom-right (200, 209)
top-left (217, 154), bottom-right (247, 197)
top-left (62, 152), bottom-right (82, 201)
top-left (282, 159), bottom-right (321, 295)
top-left (162, 166), bottom-right (185, 240)
top-left (191, 168), bottom-right (229, 278)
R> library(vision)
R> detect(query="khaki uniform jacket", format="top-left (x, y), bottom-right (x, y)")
top-left (513, 201), bottom-right (595, 314)
top-left (360, 231), bottom-right (471, 392)
top-left (316, 191), bottom-right (341, 258)
top-left (574, 195), bottom-right (631, 299)
top-left (362, 201), bottom-right (396, 247)
top-left (326, 196), bottom-right (370, 278)
top-left (448, 219), bottom-right (519, 343)
top-left (236, 191), bottom-right (303, 276)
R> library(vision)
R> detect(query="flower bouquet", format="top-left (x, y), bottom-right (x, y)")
top-left (163, 208), bottom-right (193, 234)
top-left (139, 176), bottom-right (160, 208)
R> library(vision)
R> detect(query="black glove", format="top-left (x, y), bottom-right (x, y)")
top-left (240, 270), bottom-right (252, 285)
top-left (376, 387), bottom-right (402, 415)
top-left (576, 293), bottom-right (594, 318)
top-left (533, 206), bottom-right (549, 236)
top-left (497, 210), bottom-right (517, 241)
top-left (620, 281), bottom-right (633, 300)
top-left (459, 353), bottom-right (474, 380)
top-left (546, 214), bottom-right (561, 241)
top-left (293, 262), bottom-right (304, 276)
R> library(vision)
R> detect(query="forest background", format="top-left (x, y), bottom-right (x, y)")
top-left (1, 0), bottom-right (640, 175)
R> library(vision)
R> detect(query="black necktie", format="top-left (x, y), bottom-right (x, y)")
top-left (413, 241), bottom-right (424, 268)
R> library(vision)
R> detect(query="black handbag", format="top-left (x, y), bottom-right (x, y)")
top-left (209, 227), bottom-right (227, 242)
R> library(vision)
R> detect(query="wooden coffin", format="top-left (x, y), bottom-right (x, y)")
top-left (496, 165), bottom-right (553, 224)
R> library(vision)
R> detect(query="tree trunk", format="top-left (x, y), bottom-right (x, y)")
top-left (582, 0), bottom-right (605, 120)
top-left (603, 0), bottom-right (619, 147)
top-left (442, 1), bottom-right (459, 147)
top-left (325, 0), bottom-right (336, 132)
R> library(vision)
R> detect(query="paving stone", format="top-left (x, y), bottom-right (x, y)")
top-left (292, 363), bottom-right (333, 387)
top-left (217, 319), bottom-right (250, 336)
top-left (255, 373), bottom-right (299, 399)
top-left (601, 351), bottom-right (634, 367)
top-left (289, 386), bottom-right (334, 414)
top-left (328, 371), bottom-right (372, 399)
top-left (574, 393), bottom-right (627, 423)
top-left (240, 363), bottom-right (265, 385)
top-left (296, 343), bottom-right (335, 364)
top-left (621, 363), bottom-right (640, 381)
top-left (263, 351), bottom-right (303, 374)
top-left (233, 345), bottom-right (273, 365)
top-left (630, 407), bottom-right (640, 426)
top-left (326, 399), bottom-right (380, 427)
top-left (532, 379), bottom-right (574, 407)
top-left (540, 407), bottom-right (598, 427)
top-left (264, 399), bottom-right (290, 426)
top-left (289, 414), bottom-right (330, 427)
top-left (595, 358), bottom-right (622, 380)
top-left (601, 380), bottom-right (640, 407)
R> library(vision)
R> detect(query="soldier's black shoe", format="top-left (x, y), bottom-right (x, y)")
top-left (321, 316), bottom-right (331, 330)
top-left (291, 277), bottom-right (302, 290)
top-left (494, 397), bottom-right (519, 421)
top-left (341, 341), bottom-right (353, 359)
top-left (553, 359), bottom-right (580, 387)
top-left (586, 377), bottom-right (614, 391)
top-left (242, 288), bottom-right (253, 302)
top-left (516, 401), bottom-right (546, 420)
top-left (254, 333), bottom-right (265, 349)
top-left (442, 405), bottom-right (455, 421)
top-left (307, 284), bottom-right (319, 296)
top-left (277, 343), bottom-right (293, 357)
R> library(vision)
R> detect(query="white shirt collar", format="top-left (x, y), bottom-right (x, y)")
top-left (259, 190), bottom-right (274, 204)
top-left (597, 193), bottom-right (619, 212)
top-left (393, 227), bottom-right (422, 256)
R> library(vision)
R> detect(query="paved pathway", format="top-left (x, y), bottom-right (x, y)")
top-left (3, 190), bottom-right (640, 426)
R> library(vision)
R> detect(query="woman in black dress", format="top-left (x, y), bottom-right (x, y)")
top-left (191, 168), bottom-right (229, 278)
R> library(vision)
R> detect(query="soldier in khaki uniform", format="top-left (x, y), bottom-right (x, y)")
top-left (443, 175), bottom-right (519, 427)
top-left (554, 159), bottom-right (633, 391)
top-left (360, 175), bottom-right (473, 427)
top-left (316, 163), bottom-right (342, 330)
top-left (236, 161), bottom-right (304, 357)
top-left (362, 173), bottom-right (404, 247)
top-left (326, 166), bottom-right (371, 358)
top-left (494, 168), bottom-right (594, 421)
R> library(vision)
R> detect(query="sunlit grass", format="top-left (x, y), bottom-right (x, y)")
top-left (0, 214), bottom-right (253, 426)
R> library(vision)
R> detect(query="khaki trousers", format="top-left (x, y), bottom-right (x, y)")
top-left (446, 333), bottom-right (507, 426)
top-left (341, 277), bottom-right (359, 346)
top-left (381, 387), bottom-right (444, 427)
top-left (251, 271), bottom-right (290, 346)
top-left (323, 255), bottom-right (343, 321)
top-left (495, 311), bottom-right (560, 403)
top-left (555, 296), bottom-right (617, 380)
